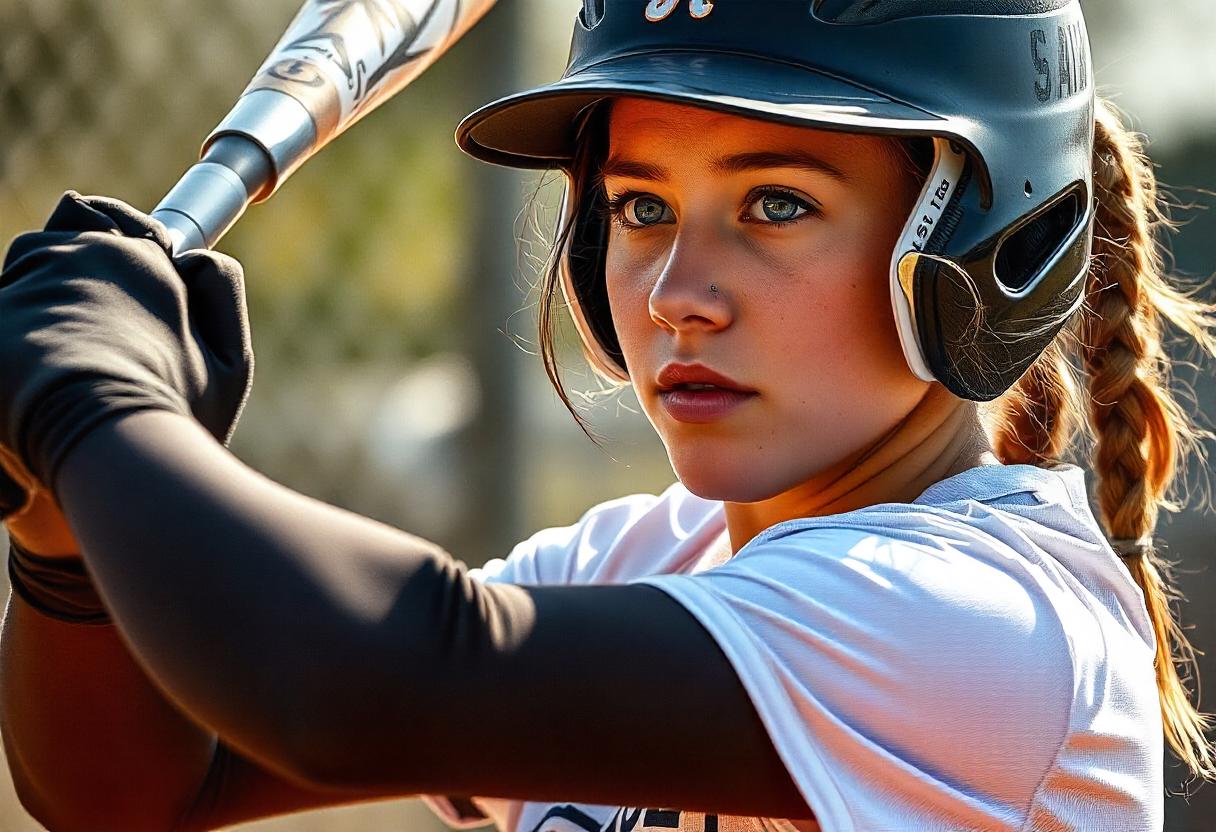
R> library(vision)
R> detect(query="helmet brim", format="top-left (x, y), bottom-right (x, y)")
top-left (455, 50), bottom-right (950, 170)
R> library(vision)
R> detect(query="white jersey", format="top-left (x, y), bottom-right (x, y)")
top-left (424, 463), bottom-right (1163, 832)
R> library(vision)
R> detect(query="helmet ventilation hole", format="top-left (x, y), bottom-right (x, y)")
top-left (1024, 180), bottom-right (1034, 197)
top-left (580, 0), bottom-right (605, 28)
top-left (994, 186), bottom-right (1082, 293)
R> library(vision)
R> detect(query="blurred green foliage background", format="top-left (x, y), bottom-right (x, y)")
top-left (1, 0), bottom-right (1215, 829)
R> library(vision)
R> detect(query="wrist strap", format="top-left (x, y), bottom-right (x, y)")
top-left (7, 537), bottom-right (112, 625)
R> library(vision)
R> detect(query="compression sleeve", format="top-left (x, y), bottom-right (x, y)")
top-left (52, 410), bottom-right (812, 820)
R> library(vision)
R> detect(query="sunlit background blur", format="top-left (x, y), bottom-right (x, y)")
top-left (1, 0), bottom-right (1214, 829)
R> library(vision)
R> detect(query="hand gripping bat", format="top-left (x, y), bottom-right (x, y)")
top-left (152, 0), bottom-right (496, 255)
top-left (0, 0), bottom-right (496, 521)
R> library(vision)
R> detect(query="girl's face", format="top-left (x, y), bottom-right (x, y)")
top-left (603, 97), bottom-right (932, 502)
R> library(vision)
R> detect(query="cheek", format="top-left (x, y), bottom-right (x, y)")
top-left (604, 243), bottom-right (661, 356)
top-left (758, 260), bottom-right (922, 461)
top-left (808, 204), bottom-right (913, 371)
top-left (764, 243), bottom-right (903, 377)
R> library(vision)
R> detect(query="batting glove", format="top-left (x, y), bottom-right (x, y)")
top-left (0, 191), bottom-right (254, 513)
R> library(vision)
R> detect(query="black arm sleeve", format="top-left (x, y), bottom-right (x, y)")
top-left (54, 410), bottom-right (812, 820)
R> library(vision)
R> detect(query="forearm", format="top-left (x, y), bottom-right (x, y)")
top-left (54, 409), bottom-right (469, 787)
top-left (0, 589), bottom-right (217, 831)
top-left (55, 409), bottom-right (809, 817)
top-left (0, 583), bottom-right (406, 832)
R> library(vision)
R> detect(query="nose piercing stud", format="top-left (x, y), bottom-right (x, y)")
top-left (709, 283), bottom-right (719, 295)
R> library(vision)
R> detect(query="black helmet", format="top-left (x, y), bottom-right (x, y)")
top-left (455, 0), bottom-right (1096, 402)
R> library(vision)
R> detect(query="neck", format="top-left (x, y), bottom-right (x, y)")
top-left (722, 384), bottom-right (998, 554)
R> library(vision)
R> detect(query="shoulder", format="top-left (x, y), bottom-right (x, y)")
top-left (473, 481), bottom-right (723, 585)
top-left (681, 462), bottom-right (1104, 655)
top-left (641, 507), bottom-right (1076, 667)
top-left (632, 507), bottom-right (1079, 819)
top-left (905, 461), bottom-right (1157, 650)
top-left (633, 469), bottom-right (1092, 728)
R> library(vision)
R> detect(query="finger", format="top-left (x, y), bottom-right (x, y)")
top-left (175, 250), bottom-right (255, 446)
top-left (176, 249), bottom-right (253, 367)
top-left (52, 191), bottom-right (173, 252)
top-left (3, 191), bottom-right (172, 273)
top-left (177, 251), bottom-right (254, 376)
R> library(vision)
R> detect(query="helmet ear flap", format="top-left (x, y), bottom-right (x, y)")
top-left (557, 171), bottom-right (630, 383)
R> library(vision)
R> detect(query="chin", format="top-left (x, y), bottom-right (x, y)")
top-left (667, 446), bottom-right (786, 504)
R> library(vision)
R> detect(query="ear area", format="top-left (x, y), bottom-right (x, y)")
top-left (557, 174), bottom-right (630, 384)
top-left (889, 139), bottom-right (968, 386)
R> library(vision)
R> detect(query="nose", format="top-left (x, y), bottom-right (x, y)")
top-left (647, 230), bottom-right (733, 336)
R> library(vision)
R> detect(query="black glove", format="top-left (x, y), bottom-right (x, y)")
top-left (0, 191), bottom-right (254, 512)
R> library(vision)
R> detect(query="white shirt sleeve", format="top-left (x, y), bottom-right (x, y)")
top-left (631, 521), bottom-right (1076, 831)
top-left (469, 490), bottom-right (667, 586)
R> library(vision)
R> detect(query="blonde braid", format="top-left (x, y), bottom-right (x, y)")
top-left (991, 340), bottom-right (1079, 466)
top-left (1078, 97), bottom-right (1216, 781)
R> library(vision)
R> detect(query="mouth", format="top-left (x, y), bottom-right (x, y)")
top-left (655, 363), bottom-right (756, 395)
top-left (655, 363), bottom-right (758, 424)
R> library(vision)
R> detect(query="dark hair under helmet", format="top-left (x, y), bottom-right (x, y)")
top-left (454, 0), bottom-right (1096, 402)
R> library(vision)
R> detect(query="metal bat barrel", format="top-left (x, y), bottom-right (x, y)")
top-left (152, 0), bottom-right (495, 254)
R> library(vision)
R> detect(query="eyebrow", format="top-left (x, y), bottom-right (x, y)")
top-left (600, 149), bottom-right (851, 184)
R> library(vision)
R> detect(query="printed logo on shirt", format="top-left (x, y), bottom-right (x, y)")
top-left (524, 804), bottom-right (606, 832)
top-left (518, 807), bottom-right (792, 832)
top-left (514, 800), bottom-right (821, 832)
top-left (522, 805), bottom-right (745, 832)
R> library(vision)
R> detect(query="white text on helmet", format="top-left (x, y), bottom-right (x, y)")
top-left (645, 0), bottom-right (714, 22)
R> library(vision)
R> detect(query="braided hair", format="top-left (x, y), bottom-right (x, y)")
top-left (993, 96), bottom-right (1216, 782)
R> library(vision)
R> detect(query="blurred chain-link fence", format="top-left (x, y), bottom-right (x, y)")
top-left (2, 0), bottom-right (1216, 830)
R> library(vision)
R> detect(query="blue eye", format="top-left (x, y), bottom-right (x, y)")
top-left (601, 187), bottom-right (819, 232)
top-left (630, 196), bottom-right (669, 225)
top-left (744, 189), bottom-right (816, 224)
top-left (603, 192), bottom-right (673, 230)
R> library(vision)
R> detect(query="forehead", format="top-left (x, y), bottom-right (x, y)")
top-left (606, 96), bottom-right (894, 167)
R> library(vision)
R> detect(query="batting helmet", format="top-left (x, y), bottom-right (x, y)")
top-left (454, 0), bottom-right (1096, 402)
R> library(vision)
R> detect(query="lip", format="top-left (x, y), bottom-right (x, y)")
top-left (655, 363), bottom-right (758, 424)
top-left (656, 363), bottom-right (756, 394)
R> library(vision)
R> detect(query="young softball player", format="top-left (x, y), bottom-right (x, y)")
top-left (0, 1), bottom-right (1212, 830)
